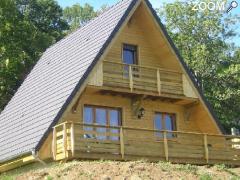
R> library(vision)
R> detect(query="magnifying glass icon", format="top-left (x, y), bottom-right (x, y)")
top-left (227, 1), bottom-right (238, 13)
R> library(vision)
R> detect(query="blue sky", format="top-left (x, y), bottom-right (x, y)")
top-left (57, 0), bottom-right (173, 9)
top-left (57, 0), bottom-right (240, 46)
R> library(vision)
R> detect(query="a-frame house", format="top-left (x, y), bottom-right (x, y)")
top-left (0, 0), bottom-right (239, 172)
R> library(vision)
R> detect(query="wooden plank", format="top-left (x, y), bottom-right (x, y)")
top-left (0, 155), bottom-right (34, 173)
top-left (75, 141), bottom-right (120, 149)
top-left (157, 68), bottom-right (161, 95)
top-left (163, 131), bottom-right (169, 161)
top-left (76, 146), bottom-right (120, 154)
top-left (52, 127), bottom-right (57, 160)
top-left (75, 137), bottom-right (120, 144)
top-left (125, 144), bottom-right (164, 157)
top-left (63, 123), bottom-right (67, 159)
top-left (75, 130), bottom-right (120, 137)
top-left (129, 65), bottom-right (133, 92)
top-left (71, 123), bottom-right (75, 157)
top-left (204, 134), bottom-right (209, 163)
top-left (120, 127), bottom-right (125, 159)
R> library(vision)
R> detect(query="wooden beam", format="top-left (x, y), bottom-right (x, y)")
top-left (204, 134), bottom-right (209, 163)
top-left (129, 65), bottom-right (133, 92)
top-left (0, 155), bottom-right (34, 173)
top-left (63, 124), bottom-right (67, 159)
top-left (52, 127), bottom-right (57, 160)
top-left (163, 131), bottom-right (169, 161)
top-left (120, 127), bottom-right (125, 159)
top-left (71, 123), bottom-right (75, 157)
top-left (157, 68), bottom-right (161, 95)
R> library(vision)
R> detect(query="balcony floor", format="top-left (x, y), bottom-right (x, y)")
top-left (87, 85), bottom-right (198, 106)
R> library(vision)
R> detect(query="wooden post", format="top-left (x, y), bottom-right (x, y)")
top-left (52, 127), bottom-right (57, 160)
top-left (163, 131), bottom-right (169, 161)
top-left (157, 69), bottom-right (161, 95)
top-left (71, 123), bottom-right (75, 157)
top-left (63, 123), bottom-right (67, 159)
top-left (120, 127), bottom-right (125, 159)
top-left (204, 134), bottom-right (209, 163)
top-left (129, 65), bottom-right (133, 92)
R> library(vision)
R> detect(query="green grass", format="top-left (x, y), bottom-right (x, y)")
top-left (199, 173), bottom-right (213, 180)
top-left (174, 164), bottom-right (198, 175)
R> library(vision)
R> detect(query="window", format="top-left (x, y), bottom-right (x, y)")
top-left (123, 44), bottom-right (139, 78)
top-left (154, 112), bottom-right (177, 138)
top-left (83, 105), bottom-right (121, 140)
top-left (123, 44), bottom-right (138, 65)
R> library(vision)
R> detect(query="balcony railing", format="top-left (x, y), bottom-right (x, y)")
top-left (102, 61), bottom-right (184, 96)
top-left (52, 122), bottom-right (240, 165)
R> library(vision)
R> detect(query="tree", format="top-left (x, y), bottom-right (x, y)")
top-left (63, 3), bottom-right (96, 31)
top-left (0, 0), bottom-right (69, 111)
top-left (158, 0), bottom-right (240, 132)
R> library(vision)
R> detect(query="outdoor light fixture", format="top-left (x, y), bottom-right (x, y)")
top-left (138, 107), bottom-right (145, 119)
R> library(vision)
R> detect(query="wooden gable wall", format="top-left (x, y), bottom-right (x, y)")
top-left (61, 1), bottom-right (222, 138)
top-left (105, 3), bottom-right (182, 71)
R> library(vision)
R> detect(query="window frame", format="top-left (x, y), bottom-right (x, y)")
top-left (83, 105), bottom-right (122, 140)
top-left (154, 112), bottom-right (177, 139)
top-left (122, 43), bottom-right (138, 65)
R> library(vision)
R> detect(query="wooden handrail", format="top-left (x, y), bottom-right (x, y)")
top-left (103, 60), bottom-right (182, 74)
top-left (52, 122), bottom-right (240, 163)
top-left (53, 122), bottom-right (240, 139)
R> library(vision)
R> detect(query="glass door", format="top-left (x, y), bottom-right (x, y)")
top-left (83, 105), bottom-right (121, 141)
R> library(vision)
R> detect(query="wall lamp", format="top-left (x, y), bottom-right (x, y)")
top-left (137, 107), bottom-right (145, 119)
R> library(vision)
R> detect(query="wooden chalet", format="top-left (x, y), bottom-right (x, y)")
top-left (0, 0), bottom-right (239, 172)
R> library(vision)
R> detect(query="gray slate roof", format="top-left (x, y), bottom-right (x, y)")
top-left (0, 0), bottom-right (137, 163)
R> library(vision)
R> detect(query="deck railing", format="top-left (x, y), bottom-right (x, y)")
top-left (52, 122), bottom-right (240, 165)
top-left (102, 61), bottom-right (184, 96)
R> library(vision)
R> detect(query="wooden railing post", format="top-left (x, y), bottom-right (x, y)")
top-left (129, 65), bottom-right (133, 92)
top-left (71, 123), bottom-right (75, 157)
top-left (157, 69), bottom-right (161, 95)
top-left (163, 131), bottom-right (169, 161)
top-left (63, 123), bottom-right (67, 159)
top-left (52, 127), bottom-right (57, 160)
top-left (120, 127), bottom-right (125, 159)
top-left (204, 134), bottom-right (209, 163)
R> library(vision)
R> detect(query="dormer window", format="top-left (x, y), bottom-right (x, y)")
top-left (123, 44), bottom-right (138, 65)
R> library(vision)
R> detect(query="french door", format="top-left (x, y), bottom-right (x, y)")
top-left (83, 105), bottom-right (121, 141)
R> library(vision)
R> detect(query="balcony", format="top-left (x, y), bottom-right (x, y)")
top-left (88, 61), bottom-right (198, 103)
top-left (103, 61), bottom-right (184, 95)
top-left (52, 122), bottom-right (240, 165)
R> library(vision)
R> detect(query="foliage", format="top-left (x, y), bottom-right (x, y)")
top-left (214, 164), bottom-right (227, 171)
top-left (175, 164), bottom-right (198, 174)
top-left (199, 173), bottom-right (213, 180)
top-left (158, 0), bottom-right (240, 132)
top-left (0, 0), bottom-right (69, 111)
top-left (63, 3), bottom-right (96, 31)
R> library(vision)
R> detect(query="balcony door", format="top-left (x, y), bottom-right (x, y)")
top-left (154, 112), bottom-right (177, 139)
top-left (122, 44), bottom-right (138, 78)
top-left (83, 105), bottom-right (121, 141)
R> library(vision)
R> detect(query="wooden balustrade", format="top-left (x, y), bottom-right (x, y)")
top-left (102, 61), bottom-right (184, 96)
top-left (52, 122), bottom-right (240, 165)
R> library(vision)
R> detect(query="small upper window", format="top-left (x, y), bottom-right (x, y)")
top-left (123, 44), bottom-right (138, 65)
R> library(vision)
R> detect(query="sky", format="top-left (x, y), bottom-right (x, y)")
top-left (57, 0), bottom-right (240, 46)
